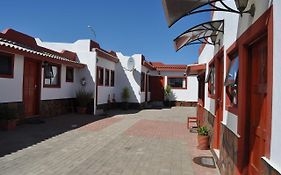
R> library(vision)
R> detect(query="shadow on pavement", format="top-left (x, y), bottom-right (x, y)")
top-left (0, 109), bottom-right (140, 158)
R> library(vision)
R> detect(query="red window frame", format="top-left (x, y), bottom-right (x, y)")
top-left (207, 59), bottom-right (216, 98)
top-left (66, 67), bottom-right (74, 82)
top-left (43, 63), bottom-right (61, 88)
top-left (110, 70), bottom-right (115, 87)
top-left (97, 66), bottom-right (104, 86)
top-left (105, 69), bottom-right (110, 86)
top-left (0, 52), bottom-right (14, 79)
top-left (225, 51), bottom-right (239, 115)
top-left (167, 77), bottom-right (187, 89)
top-left (141, 72), bottom-right (145, 92)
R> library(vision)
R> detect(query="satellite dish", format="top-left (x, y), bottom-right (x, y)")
top-left (127, 57), bottom-right (135, 71)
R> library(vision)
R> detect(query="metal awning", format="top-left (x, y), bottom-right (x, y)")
top-left (174, 20), bottom-right (224, 51)
top-left (162, 0), bottom-right (221, 27)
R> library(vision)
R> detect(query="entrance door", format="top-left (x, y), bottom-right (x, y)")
top-left (145, 74), bottom-right (149, 102)
top-left (214, 54), bottom-right (224, 149)
top-left (150, 76), bottom-right (164, 101)
top-left (23, 59), bottom-right (40, 117)
top-left (248, 36), bottom-right (268, 175)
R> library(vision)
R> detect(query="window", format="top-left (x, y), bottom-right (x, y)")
top-left (105, 69), bottom-right (110, 86)
top-left (225, 53), bottom-right (239, 107)
top-left (167, 77), bottom-right (187, 89)
top-left (206, 62), bottom-right (215, 97)
top-left (110, 70), bottom-right (115, 87)
top-left (97, 67), bottom-right (104, 86)
top-left (66, 67), bottom-right (74, 82)
top-left (0, 52), bottom-right (14, 78)
top-left (141, 72), bottom-right (145, 92)
top-left (44, 64), bottom-right (61, 87)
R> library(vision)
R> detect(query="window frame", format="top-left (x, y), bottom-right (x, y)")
top-left (97, 66), bottom-right (104, 86)
top-left (65, 67), bottom-right (74, 83)
top-left (43, 63), bottom-right (61, 88)
top-left (167, 77), bottom-right (187, 89)
top-left (110, 70), bottom-right (115, 87)
top-left (141, 72), bottom-right (145, 92)
top-left (105, 68), bottom-right (110, 86)
top-left (225, 51), bottom-right (239, 114)
top-left (0, 52), bottom-right (14, 79)
top-left (206, 60), bottom-right (216, 98)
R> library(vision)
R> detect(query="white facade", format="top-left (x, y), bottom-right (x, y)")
top-left (197, 0), bottom-right (280, 172)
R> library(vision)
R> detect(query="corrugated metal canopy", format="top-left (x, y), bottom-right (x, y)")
top-left (162, 0), bottom-right (220, 27)
top-left (174, 20), bottom-right (224, 51)
top-left (0, 37), bottom-right (85, 68)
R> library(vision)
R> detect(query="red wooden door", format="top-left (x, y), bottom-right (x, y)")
top-left (214, 54), bottom-right (224, 149)
top-left (23, 59), bottom-right (40, 117)
top-left (150, 76), bottom-right (164, 101)
top-left (248, 36), bottom-right (268, 175)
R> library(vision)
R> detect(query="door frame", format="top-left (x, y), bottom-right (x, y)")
top-left (22, 58), bottom-right (42, 117)
top-left (226, 7), bottom-right (273, 174)
top-left (211, 48), bottom-right (224, 149)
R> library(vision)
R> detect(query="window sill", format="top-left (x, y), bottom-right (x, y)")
top-left (226, 105), bottom-right (238, 115)
top-left (0, 74), bottom-right (14, 79)
top-left (43, 85), bottom-right (61, 88)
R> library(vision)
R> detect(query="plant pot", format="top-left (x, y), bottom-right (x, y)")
top-left (76, 107), bottom-right (87, 114)
top-left (197, 135), bottom-right (210, 150)
top-left (0, 120), bottom-right (17, 130)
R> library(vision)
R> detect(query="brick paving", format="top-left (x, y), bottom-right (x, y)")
top-left (0, 107), bottom-right (219, 175)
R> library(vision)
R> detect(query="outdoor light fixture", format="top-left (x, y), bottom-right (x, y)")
top-left (162, 0), bottom-right (255, 28)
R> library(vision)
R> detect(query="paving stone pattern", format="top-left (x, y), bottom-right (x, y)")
top-left (0, 107), bottom-right (219, 175)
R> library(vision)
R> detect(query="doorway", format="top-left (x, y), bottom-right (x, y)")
top-left (213, 52), bottom-right (224, 149)
top-left (150, 76), bottom-right (164, 101)
top-left (23, 58), bottom-right (41, 117)
top-left (247, 36), bottom-right (268, 175)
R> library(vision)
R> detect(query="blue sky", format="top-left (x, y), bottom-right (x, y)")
top-left (1, 0), bottom-right (210, 64)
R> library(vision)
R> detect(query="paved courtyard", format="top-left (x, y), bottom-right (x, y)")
top-left (0, 107), bottom-right (219, 175)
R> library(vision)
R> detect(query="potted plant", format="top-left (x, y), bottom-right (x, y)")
top-left (164, 85), bottom-right (172, 107)
top-left (0, 105), bottom-right (17, 130)
top-left (197, 126), bottom-right (210, 150)
top-left (121, 87), bottom-right (130, 110)
top-left (75, 89), bottom-right (93, 114)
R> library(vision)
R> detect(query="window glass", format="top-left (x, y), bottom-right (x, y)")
top-left (98, 67), bottom-right (104, 86)
top-left (44, 65), bottom-right (60, 86)
top-left (110, 70), bottom-right (115, 87)
top-left (167, 77), bottom-right (186, 88)
top-left (66, 67), bottom-right (74, 82)
top-left (141, 72), bottom-right (145, 92)
top-left (225, 54), bottom-right (239, 86)
top-left (0, 53), bottom-right (13, 77)
top-left (225, 53), bottom-right (239, 106)
top-left (207, 64), bottom-right (215, 95)
top-left (105, 69), bottom-right (110, 86)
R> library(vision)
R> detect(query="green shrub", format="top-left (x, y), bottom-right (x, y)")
top-left (198, 126), bottom-right (209, 136)
top-left (122, 87), bottom-right (130, 102)
top-left (0, 105), bottom-right (17, 121)
top-left (75, 89), bottom-right (93, 107)
top-left (164, 85), bottom-right (172, 101)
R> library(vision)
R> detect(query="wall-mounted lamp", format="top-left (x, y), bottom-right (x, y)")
top-left (234, 0), bottom-right (255, 16)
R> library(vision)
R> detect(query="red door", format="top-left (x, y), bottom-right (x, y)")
top-left (23, 59), bottom-right (40, 117)
top-left (213, 54), bottom-right (224, 149)
top-left (248, 36), bottom-right (268, 175)
top-left (150, 76), bottom-right (164, 101)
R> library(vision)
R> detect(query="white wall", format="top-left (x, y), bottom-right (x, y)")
top-left (115, 53), bottom-right (142, 103)
top-left (0, 54), bottom-right (24, 103)
top-left (160, 71), bottom-right (198, 102)
top-left (198, 0), bottom-right (272, 135)
top-left (41, 65), bottom-right (80, 100)
top-left (269, 0), bottom-right (281, 171)
top-left (96, 55), bottom-right (116, 105)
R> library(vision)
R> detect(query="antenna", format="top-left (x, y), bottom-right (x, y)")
top-left (88, 25), bottom-right (97, 39)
